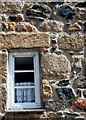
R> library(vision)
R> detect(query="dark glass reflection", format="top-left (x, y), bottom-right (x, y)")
top-left (15, 72), bottom-right (34, 83)
top-left (15, 57), bottom-right (34, 70)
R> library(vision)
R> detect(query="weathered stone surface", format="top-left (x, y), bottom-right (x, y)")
top-left (83, 90), bottom-right (86, 98)
top-left (41, 53), bottom-right (71, 79)
top-left (0, 52), bottom-right (7, 113)
top-left (72, 55), bottom-right (83, 69)
top-left (58, 33), bottom-right (84, 51)
top-left (25, 23), bottom-right (38, 32)
top-left (40, 20), bottom-right (64, 32)
top-left (56, 87), bottom-right (75, 100)
top-left (9, 16), bottom-right (17, 22)
top-left (73, 74), bottom-right (86, 89)
top-left (68, 23), bottom-right (81, 32)
top-left (15, 23), bottom-right (26, 32)
top-left (64, 112), bottom-right (80, 119)
top-left (56, 87), bottom-right (75, 109)
top-left (58, 4), bottom-right (75, 19)
top-left (42, 79), bottom-right (53, 99)
top-left (76, 89), bottom-right (81, 98)
top-left (0, 34), bottom-right (4, 48)
top-left (5, 112), bottom-right (45, 119)
top-left (9, 14), bottom-right (24, 22)
top-left (57, 80), bottom-right (69, 86)
top-left (1, 84), bottom-right (7, 112)
top-left (1, 33), bottom-right (50, 49)
top-left (9, 22), bottom-right (16, 31)
top-left (15, 22), bottom-right (38, 32)
top-left (75, 99), bottom-right (86, 109)
top-left (2, 15), bottom-right (8, 22)
top-left (25, 3), bottom-right (51, 20)
top-left (0, 1), bottom-right (23, 13)
top-left (0, 1), bottom-right (86, 118)
top-left (75, 1), bottom-right (86, 7)
top-left (16, 14), bottom-right (24, 22)
top-left (2, 22), bottom-right (8, 32)
top-left (76, 8), bottom-right (86, 21)
top-left (44, 99), bottom-right (61, 112)
top-left (83, 22), bottom-right (86, 31)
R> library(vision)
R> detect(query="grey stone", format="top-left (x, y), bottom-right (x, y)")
top-left (73, 74), bottom-right (86, 89)
top-left (56, 112), bottom-right (63, 118)
top-left (25, 3), bottom-right (52, 20)
top-left (83, 90), bottom-right (86, 98)
top-left (57, 80), bottom-right (69, 86)
top-left (58, 4), bottom-right (75, 19)
top-left (56, 87), bottom-right (75, 100)
top-left (56, 87), bottom-right (75, 109)
top-left (44, 99), bottom-right (61, 112)
top-left (76, 8), bottom-right (86, 21)
top-left (76, 89), bottom-right (81, 98)
top-left (64, 112), bottom-right (80, 118)
top-left (75, 1), bottom-right (86, 7)
top-left (83, 22), bottom-right (86, 31)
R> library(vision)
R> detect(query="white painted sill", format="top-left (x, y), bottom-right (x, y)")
top-left (7, 109), bottom-right (45, 112)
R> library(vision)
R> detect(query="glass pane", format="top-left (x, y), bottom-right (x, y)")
top-left (15, 73), bottom-right (34, 84)
top-left (15, 88), bottom-right (35, 103)
top-left (15, 57), bottom-right (34, 70)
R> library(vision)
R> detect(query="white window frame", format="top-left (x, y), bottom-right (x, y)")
top-left (7, 51), bottom-right (41, 111)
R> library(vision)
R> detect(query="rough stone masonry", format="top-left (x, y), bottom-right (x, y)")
top-left (0, 0), bottom-right (86, 119)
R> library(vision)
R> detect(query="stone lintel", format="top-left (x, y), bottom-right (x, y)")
top-left (0, 32), bottom-right (50, 49)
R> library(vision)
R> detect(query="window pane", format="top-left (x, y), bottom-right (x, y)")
top-left (15, 88), bottom-right (35, 103)
top-left (15, 73), bottom-right (34, 84)
top-left (15, 57), bottom-right (34, 70)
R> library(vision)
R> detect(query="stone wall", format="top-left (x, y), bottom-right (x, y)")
top-left (0, 0), bottom-right (86, 119)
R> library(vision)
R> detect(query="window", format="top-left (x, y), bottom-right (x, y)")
top-left (7, 52), bottom-right (41, 111)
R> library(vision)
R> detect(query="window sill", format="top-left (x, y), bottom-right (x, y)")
top-left (7, 109), bottom-right (45, 112)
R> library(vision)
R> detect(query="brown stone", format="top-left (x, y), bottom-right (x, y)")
top-left (15, 23), bottom-right (26, 32)
top-left (2, 22), bottom-right (8, 32)
top-left (40, 20), bottom-right (64, 32)
top-left (0, 34), bottom-right (4, 49)
top-left (68, 23), bottom-right (81, 32)
top-left (58, 32), bottom-right (84, 51)
top-left (0, 17), bottom-right (2, 25)
top-left (42, 79), bottom-right (53, 99)
top-left (47, 112), bottom-right (57, 119)
top-left (25, 23), bottom-right (38, 32)
top-left (0, 1), bottom-right (23, 13)
top-left (16, 14), bottom-right (24, 22)
top-left (72, 55), bottom-right (82, 69)
top-left (9, 22), bottom-right (16, 31)
top-left (74, 99), bottom-right (86, 109)
top-left (1, 32), bottom-right (50, 49)
top-left (41, 53), bottom-right (71, 79)
top-left (0, 52), bottom-right (7, 112)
